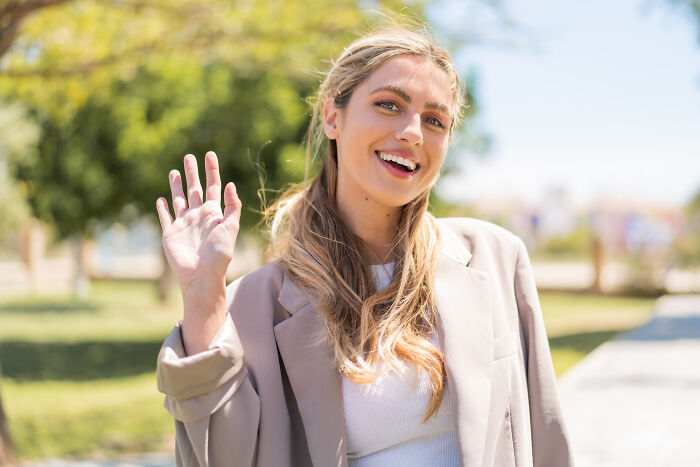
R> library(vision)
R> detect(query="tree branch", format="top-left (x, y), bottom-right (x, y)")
top-left (0, 0), bottom-right (68, 19)
top-left (0, 22), bottom-right (352, 78)
top-left (0, 0), bottom-right (69, 57)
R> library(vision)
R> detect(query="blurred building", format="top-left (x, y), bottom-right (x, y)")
top-left (588, 197), bottom-right (684, 259)
top-left (470, 188), bottom-right (683, 256)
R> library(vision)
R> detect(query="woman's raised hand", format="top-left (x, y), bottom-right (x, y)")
top-left (156, 151), bottom-right (242, 292)
top-left (156, 152), bottom-right (240, 354)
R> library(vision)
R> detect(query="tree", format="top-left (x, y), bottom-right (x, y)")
top-left (1, 1), bottom-right (434, 300)
top-left (0, 0), bottom-right (68, 58)
top-left (0, 99), bottom-right (41, 464)
top-left (1, 0), bottom-right (505, 295)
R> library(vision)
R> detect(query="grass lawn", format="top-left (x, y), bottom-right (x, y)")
top-left (540, 292), bottom-right (657, 375)
top-left (0, 280), bottom-right (181, 460)
top-left (0, 280), bottom-right (657, 460)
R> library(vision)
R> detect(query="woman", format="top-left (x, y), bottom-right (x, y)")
top-left (155, 27), bottom-right (573, 467)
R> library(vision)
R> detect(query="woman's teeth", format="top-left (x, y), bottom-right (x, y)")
top-left (377, 151), bottom-right (417, 171)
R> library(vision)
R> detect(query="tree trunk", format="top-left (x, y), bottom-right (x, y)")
top-left (0, 363), bottom-right (15, 465)
top-left (589, 234), bottom-right (604, 293)
top-left (19, 219), bottom-right (46, 292)
top-left (72, 236), bottom-right (94, 299)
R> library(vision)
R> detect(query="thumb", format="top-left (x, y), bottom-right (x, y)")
top-left (223, 182), bottom-right (242, 234)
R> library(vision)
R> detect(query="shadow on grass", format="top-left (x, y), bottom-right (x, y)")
top-left (0, 300), bottom-right (98, 314)
top-left (0, 340), bottom-right (162, 381)
top-left (548, 330), bottom-right (621, 354)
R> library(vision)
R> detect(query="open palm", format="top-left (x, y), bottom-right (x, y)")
top-left (156, 152), bottom-right (242, 288)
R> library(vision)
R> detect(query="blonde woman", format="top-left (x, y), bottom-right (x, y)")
top-left (155, 27), bottom-right (573, 467)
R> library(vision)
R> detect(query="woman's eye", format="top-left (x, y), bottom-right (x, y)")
top-left (425, 117), bottom-right (446, 129)
top-left (375, 101), bottom-right (399, 111)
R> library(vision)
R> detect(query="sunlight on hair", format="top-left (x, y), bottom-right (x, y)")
top-left (265, 24), bottom-right (465, 421)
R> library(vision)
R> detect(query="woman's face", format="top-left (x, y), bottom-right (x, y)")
top-left (324, 54), bottom-right (454, 211)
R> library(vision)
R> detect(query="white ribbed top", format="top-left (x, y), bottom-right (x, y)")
top-left (342, 263), bottom-right (458, 466)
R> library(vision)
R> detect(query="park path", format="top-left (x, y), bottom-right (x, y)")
top-left (24, 453), bottom-right (174, 467)
top-left (558, 294), bottom-right (700, 467)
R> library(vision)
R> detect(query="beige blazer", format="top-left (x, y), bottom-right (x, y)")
top-left (157, 218), bottom-right (574, 467)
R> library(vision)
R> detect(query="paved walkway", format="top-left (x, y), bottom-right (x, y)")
top-left (558, 294), bottom-right (700, 467)
top-left (24, 453), bottom-right (174, 467)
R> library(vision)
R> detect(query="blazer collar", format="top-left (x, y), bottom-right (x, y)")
top-left (276, 222), bottom-right (474, 316)
top-left (274, 222), bottom-right (492, 467)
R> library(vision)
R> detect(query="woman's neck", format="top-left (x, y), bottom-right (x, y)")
top-left (336, 192), bottom-right (401, 264)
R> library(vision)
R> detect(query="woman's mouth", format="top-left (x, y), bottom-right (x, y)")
top-left (376, 151), bottom-right (419, 176)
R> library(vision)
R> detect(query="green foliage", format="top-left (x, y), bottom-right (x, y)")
top-left (0, 101), bottom-right (39, 240)
top-left (1, 0), bottom-right (436, 239)
top-left (12, 63), bottom-right (314, 237)
top-left (427, 193), bottom-right (476, 219)
top-left (0, 0), bottom-right (498, 241)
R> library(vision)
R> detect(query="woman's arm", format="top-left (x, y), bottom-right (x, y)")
top-left (513, 238), bottom-right (574, 467)
top-left (157, 299), bottom-right (260, 467)
top-left (155, 152), bottom-right (260, 466)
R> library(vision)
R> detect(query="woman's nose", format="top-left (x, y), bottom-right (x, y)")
top-left (395, 113), bottom-right (423, 146)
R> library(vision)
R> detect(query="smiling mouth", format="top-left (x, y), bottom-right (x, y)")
top-left (376, 151), bottom-right (419, 173)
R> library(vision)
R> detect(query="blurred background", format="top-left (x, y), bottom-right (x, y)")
top-left (0, 0), bottom-right (698, 464)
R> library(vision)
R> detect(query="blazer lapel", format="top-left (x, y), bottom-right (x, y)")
top-left (274, 275), bottom-right (347, 467)
top-left (435, 223), bottom-right (494, 467)
top-left (273, 223), bottom-right (493, 467)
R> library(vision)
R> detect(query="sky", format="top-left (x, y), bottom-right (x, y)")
top-left (431, 0), bottom-right (700, 209)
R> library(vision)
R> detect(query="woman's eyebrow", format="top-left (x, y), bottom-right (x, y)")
top-left (425, 102), bottom-right (450, 114)
top-left (371, 85), bottom-right (412, 102)
top-left (371, 85), bottom-right (449, 114)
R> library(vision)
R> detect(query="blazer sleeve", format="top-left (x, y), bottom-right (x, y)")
top-left (514, 238), bottom-right (575, 467)
top-left (157, 312), bottom-right (260, 467)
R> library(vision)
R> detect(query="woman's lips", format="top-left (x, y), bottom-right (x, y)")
top-left (375, 151), bottom-right (419, 178)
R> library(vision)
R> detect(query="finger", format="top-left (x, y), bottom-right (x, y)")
top-left (156, 197), bottom-right (173, 231)
top-left (204, 151), bottom-right (222, 204)
top-left (223, 182), bottom-right (242, 231)
top-left (169, 170), bottom-right (187, 217)
top-left (184, 154), bottom-right (203, 208)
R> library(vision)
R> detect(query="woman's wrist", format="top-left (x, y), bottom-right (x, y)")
top-left (181, 274), bottom-right (227, 309)
top-left (180, 276), bottom-right (228, 355)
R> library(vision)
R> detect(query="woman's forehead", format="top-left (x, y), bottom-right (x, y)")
top-left (359, 55), bottom-right (455, 108)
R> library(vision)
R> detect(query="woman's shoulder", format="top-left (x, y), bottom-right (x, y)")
top-left (436, 217), bottom-right (523, 249)
top-left (436, 217), bottom-right (528, 274)
top-left (224, 260), bottom-right (288, 320)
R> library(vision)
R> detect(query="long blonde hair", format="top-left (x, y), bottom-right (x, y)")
top-left (268, 27), bottom-right (466, 420)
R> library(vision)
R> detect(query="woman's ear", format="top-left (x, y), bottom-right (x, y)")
top-left (323, 98), bottom-right (340, 140)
